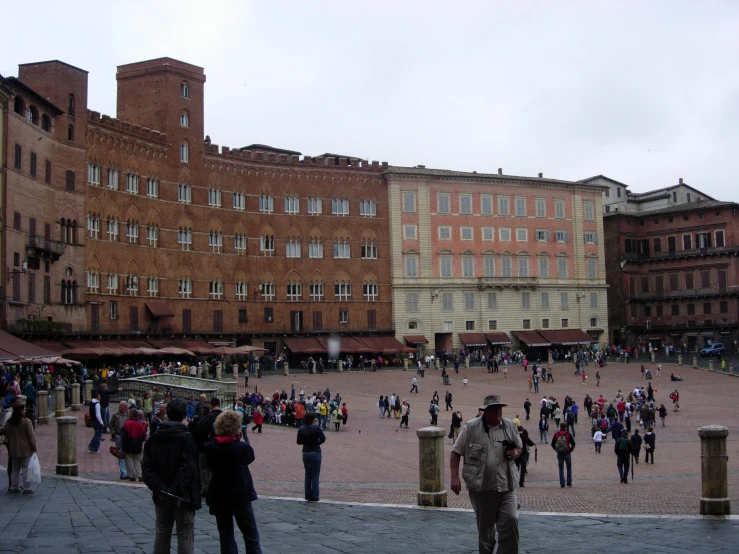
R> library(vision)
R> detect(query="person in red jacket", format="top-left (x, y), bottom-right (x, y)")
top-left (251, 406), bottom-right (264, 433)
top-left (551, 423), bottom-right (576, 487)
top-left (121, 409), bottom-right (148, 482)
top-left (617, 399), bottom-right (626, 422)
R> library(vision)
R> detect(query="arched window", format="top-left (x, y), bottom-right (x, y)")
top-left (72, 220), bottom-right (78, 244)
top-left (180, 141), bottom-right (189, 163)
top-left (27, 106), bottom-right (39, 125)
top-left (41, 114), bottom-right (51, 132)
top-left (180, 82), bottom-right (190, 98)
top-left (68, 93), bottom-right (75, 117)
top-left (67, 124), bottom-right (74, 141)
top-left (180, 110), bottom-right (189, 127)
top-left (13, 96), bottom-right (25, 116)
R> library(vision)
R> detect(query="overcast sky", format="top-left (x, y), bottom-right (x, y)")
top-left (3, 1), bottom-right (739, 198)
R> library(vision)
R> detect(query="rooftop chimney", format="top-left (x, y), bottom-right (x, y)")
top-left (679, 177), bottom-right (684, 185)
top-left (416, 165), bottom-right (425, 169)
top-left (538, 172), bottom-right (543, 178)
top-left (498, 168), bottom-right (503, 175)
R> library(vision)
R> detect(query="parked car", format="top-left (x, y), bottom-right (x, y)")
top-left (700, 343), bottom-right (725, 357)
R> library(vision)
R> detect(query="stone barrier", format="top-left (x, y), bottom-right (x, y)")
top-left (37, 391), bottom-right (49, 424)
top-left (465, 357), bottom-right (470, 370)
top-left (693, 357), bottom-right (698, 369)
top-left (284, 362), bottom-right (291, 376)
top-left (71, 383), bottom-right (81, 410)
top-left (698, 425), bottom-right (730, 515)
top-left (678, 355), bottom-right (683, 366)
top-left (56, 416), bottom-right (78, 476)
top-left (417, 426), bottom-right (447, 507)
top-left (84, 380), bottom-right (93, 402)
top-left (215, 362), bottom-right (222, 380)
top-left (55, 387), bottom-right (66, 417)
top-left (338, 360), bottom-right (344, 373)
top-left (435, 358), bottom-right (441, 370)
top-left (709, 359), bottom-right (714, 372)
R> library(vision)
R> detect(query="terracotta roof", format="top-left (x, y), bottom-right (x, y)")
top-left (605, 200), bottom-right (737, 218)
top-left (578, 175), bottom-right (630, 188)
top-left (4, 77), bottom-right (64, 114)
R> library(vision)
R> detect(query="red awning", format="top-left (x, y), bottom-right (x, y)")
top-left (512, 330), bottom-right (551, 347)
top-left (484, 332), bottom-right (512, 345)
top-left (0, 331), bottom-right (57, 358)
top-left (29, 341), bottom-right (69, 353)
top-left (284, 337), bottom-right (326, 354)
top-left (459, 333), bottom-right (488, 347)
top-left (587, 329), bottom-right (604, 334)
top-left (404, 335), bottom-right (428, 345)
top-left (145, 302), bottom-right (175, 318)
top-left (538, 330), bottom-right (595, 345)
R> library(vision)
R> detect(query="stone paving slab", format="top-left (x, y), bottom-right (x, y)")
top-left (0, 477), bottom-right (737, 554)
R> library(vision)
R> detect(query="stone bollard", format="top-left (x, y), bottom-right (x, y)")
top-left (698, 425), bottom-right (730, 515)
top-left (197, 364), bottom-right (203, 378)
top-left (731, 363), bottom-right (735, 375)
top-left (233, 363), bottom-right (239, 378)
top-left (55, 387), bottom-right (66, 417)
top-left (416, 426), bottom-right (447, 507)
top-left (650, 352), bottom-right (655, 363)
top-left (338, 360), bottom-right (344, 373)
top-left (84, 380), bottom-right (93, 402)
top-left (284, 362), bottom-right (290, 377)
top-left (678, 354), bottom-right (683, 366)
top-left (371, 360), bottom-right (376, 372)
top-left (693, 357), bottom-right (698, 369)
top-left (215, 362), bottom-right (222, 380)
top-left (56, 416), bottom-right (78, 476)
top-left (403, 359), bottom-right (408, 371)
top-left (709, 359), bottom-right (714, 372)
top-left (435, 358), bottom-right (441, 370)
top-left (465, 357), bottom-right (470, 370)
top-left (71, 383), bottom-right (81, 410)
top-left (37, 390), bottom-right (49, 424)
top-left (548, 353), bottom-right (554, 365)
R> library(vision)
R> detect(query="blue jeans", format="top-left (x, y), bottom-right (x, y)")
top-left (302, 451), bottom-right (322, 501)
top-left (557, 452), bottom-right (572, 486)
top-left (215, 503), bottom-right (262, 554)
top-left (88, 422), bottom-right (102, 452)
top-left (115, 436), bottom-right (127, 477)
top-left (539, 429), bottom-right (547, 443)
top-left (102, 406), bottom-right (111, 431)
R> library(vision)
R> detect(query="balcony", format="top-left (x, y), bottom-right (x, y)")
top-left (26, 237), bottom-right (66, 261)
top-left (626, 286), bottom-right (739, 301)
top-left (622, 245), bottom-right (738, 263)
top-left (8, 318), bottom-right (73, 334)
top-left (478, 276), bottom-right (539, 289)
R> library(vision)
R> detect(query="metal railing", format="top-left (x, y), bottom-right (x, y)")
top-left (27, 236), bottom-right (66, 258)
top-left (623, 245), bottom-right (738, 262)
top-left (626, 286), bottom-right (739, 301)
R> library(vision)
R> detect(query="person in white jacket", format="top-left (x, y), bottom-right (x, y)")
top-left (87, 393), bottom-right (104, 453)
top-left (593, 428), bottom-right (605, 454)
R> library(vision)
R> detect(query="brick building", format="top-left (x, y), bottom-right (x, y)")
top-left (2, 58), bottom-right (395, 354)
top-left (604, 199), bottom-right (739, 352)
top-left (386, 166), bottom-right (609, 356)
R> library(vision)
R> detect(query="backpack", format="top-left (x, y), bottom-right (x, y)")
top-left (617, 438), bottom-right (630, 453)
top-left (429, 406), bottom-right (435, 415)
top-left (554, 433), bottom-right (569, 453)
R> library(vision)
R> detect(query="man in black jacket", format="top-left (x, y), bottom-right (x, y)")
top-left (142, 398), bottom-right (201, 554)
top-left (190, 397), bottom-right (222, 496)
top-left (630, 429), bottom-right (643, 464)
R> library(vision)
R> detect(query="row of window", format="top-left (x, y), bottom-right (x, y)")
top-left (100, 304), bottom-right (372, 332)
top-left (415, 316), bottom-right (599, 333)
top-left (403, 255), bottom-right (599, 280)
top-left (628, 269), bottom-right (728, 295)
top-left (13, 96), bottom-right (53, 132)
top-left (404, 290), bottom-right (598, 313)
top-left (14, 145), bottom-right (76, 190)
top-left (86, 164), bottom-right (379, 215)
top-left (85, 273), bottom-right (379, 301)
top-left (625, 230), bottom-right (727, 256)
top-left (402, 224), bottom-right (597, 244)
top-left (401, 191), bottom-right (595, 220)
top-left (632, 301), bottom-right (730, 318)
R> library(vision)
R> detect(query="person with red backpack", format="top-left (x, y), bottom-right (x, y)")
top-left (669, 390), bottom-right (680, 411)
top-left (551, 422), bottom-right (576, 487)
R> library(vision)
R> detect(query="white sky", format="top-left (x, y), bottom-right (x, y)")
top-left (3, 1), bottom-right (739, 198)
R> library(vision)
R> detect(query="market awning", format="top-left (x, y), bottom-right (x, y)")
top-left (0, 331), bottom-right (57, 358)
top-left (459, 333), bottom-right (488, 347)
top-left (648, 336), bottom-right (663, 341)
top-left (404, 335), bottom-right (428, 345)
top-left (587, 329), bottom-right (604, 334)
top-left (356, 337), bottom-right (413, 354)
top-left (145, 302), bottom-right (175, 318)
top-left (284, 337), bottom-right (326, 354)
top-left (29, 341), bottom-right (70, 353)
top-left (484, 332), bottom-right (512, 345)
top-left (512, 330), bottom-right (551, 347)
top-left (538, 330), bottom-right (595, 345)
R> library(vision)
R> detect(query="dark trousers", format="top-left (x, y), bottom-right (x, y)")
top-left (215, 503), bottom-right (262, 554)
top-left (431, 414), bottom-right (438, 425)
top-left (645, 447), bottom-right (654, 463)
top-left (445, 401), bottom-right (452, 411)
top-left (518, 460), bottom-right (528, 487)
top-left (557, 452), bottom-right (572, 486)
top-left (617, 455), bottom-right (630, 481)
top-left (524, 408), bottom-right (530, 420)
top-left (302, 451), bottom-right (322, 501)
top-left (251, 424), bottom-right (262, 433)
top-left (594, 442), bottom-right (602, 453)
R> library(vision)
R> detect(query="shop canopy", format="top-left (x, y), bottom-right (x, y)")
top-left (0, 331), bottom-right (57, 359)
top-left (404, 335), bottom-right (428, 345)
top-left (484, 332), bottom-right (512, 345)
top-left (512, 330), bottom-right (551, 347)
top-left (145, 302), bottom-right (175, 318)
top-left (538, 330), bottom-right (595, 345)
top-left (459, 333), bottom-right (488, 347)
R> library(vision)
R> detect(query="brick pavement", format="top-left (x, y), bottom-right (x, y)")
top-left (0, 476), bottom-right (737, 554)
top-left (14, 360), bottom-right (739, 515)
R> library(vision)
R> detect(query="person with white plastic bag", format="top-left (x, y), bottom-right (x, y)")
top-left (4, 404), bottom-right (37, 493)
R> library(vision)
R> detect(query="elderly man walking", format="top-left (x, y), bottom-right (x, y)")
top-left (450, 394), bottom-right (523, 554)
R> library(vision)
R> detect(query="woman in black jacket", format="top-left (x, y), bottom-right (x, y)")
top-left (297, 412), bottom-right (326, 502)
top-left (205, 411), bottom-right (261, 554)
